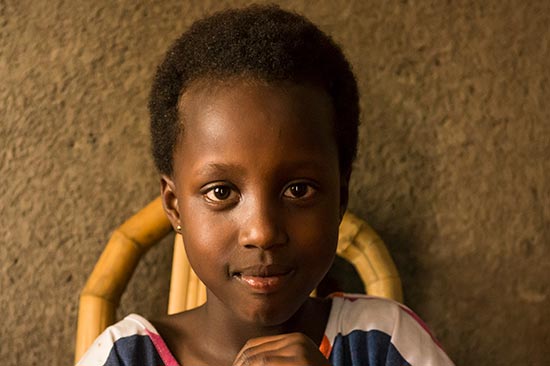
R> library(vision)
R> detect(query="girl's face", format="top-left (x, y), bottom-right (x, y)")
top-left (162, 79), bottom-right (345, 326)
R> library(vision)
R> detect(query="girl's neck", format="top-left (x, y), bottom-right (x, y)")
top-left (198, 296), bottom-right (331, 357)
top-left (153, 296), bottom-right (332, 366)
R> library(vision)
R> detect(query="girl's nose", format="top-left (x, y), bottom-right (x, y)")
top-left (238, 202), bottom-right (288, 250)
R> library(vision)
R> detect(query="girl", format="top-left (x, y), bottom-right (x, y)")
top-left (77, 5), bottom-right (454, 366)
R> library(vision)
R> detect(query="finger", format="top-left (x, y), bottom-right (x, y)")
top-left (234, 351), bottom-right (330, 366)
top-left (233, 352), bottom-right (304, 366)
top-left (234, 334), bottom-right (327, 366)
top-left (234, 337), bottom-right (287, 364)
top-left (242, 333), bottom-right (298, 348)
top-left (235, 333), bottom-right (302, 361)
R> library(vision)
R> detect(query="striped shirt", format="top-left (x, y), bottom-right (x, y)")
top-left (77, 294), bottom-right (454, 366)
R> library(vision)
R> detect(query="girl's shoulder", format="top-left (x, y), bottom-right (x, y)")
top-left (76, 314), bottom-right (178, 366)
top-left (324, 293), bottom-right (455, 366)
top-left (327, 293), bottom-right (429, 336)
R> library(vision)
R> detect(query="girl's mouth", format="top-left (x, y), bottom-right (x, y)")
top-left (232, 264), bottom-right (294, 293)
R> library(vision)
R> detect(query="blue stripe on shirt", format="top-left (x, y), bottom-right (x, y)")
top-left (329, 329), bottom-right (410, 366)
top-left (104, 334), bottom-right (165, 366)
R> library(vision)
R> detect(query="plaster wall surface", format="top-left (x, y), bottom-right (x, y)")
top-left (1, 0), bottom-right (549, 365)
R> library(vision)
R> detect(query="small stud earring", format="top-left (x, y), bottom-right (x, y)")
top-left (176, 225), bottom-right (182, 232)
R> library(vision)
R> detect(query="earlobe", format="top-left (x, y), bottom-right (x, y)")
top-left (160, 175), bottom-right (182, 231)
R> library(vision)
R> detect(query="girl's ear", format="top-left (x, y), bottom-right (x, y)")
top-left (160, 175), bottom-right (181, 231)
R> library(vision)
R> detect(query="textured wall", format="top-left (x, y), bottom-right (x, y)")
top-left (1, 0), bottom-right (549, 365)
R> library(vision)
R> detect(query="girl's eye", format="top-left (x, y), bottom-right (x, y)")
top-left (283, 183), bottom-right (316, 199)
top-left (203, 185), bottom-right (237, 203)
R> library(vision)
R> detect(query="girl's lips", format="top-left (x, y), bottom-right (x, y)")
top-left (233, 268), bottom-right (294, 294)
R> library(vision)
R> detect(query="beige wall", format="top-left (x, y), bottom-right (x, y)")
top-left (1, 0), bottom-right (549, 364)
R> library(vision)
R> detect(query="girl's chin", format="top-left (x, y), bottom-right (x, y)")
top-left (238, 307), bottom-right (294, 327)
top-left (205, 286), bottom-right (313, 326)
top-left (235, 297), bottom-right (310, 327)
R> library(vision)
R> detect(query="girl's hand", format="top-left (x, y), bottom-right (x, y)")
top-left (232, 332), bottom-right (331, 366)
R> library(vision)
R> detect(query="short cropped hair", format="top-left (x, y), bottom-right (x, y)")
top-left (149, 4), bottom-right (359, 178)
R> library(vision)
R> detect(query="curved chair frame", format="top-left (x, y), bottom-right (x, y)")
top-left (75, 197), bottom-right (402, 362)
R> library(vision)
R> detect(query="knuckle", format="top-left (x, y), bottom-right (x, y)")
top-left (241, 348), bottom-right (254, 362)
top-left (240, 350), bottom-right (274, 366)
top-left (243, 339), bottom-right (255, 348)
top-left (248, 354), bottom-right (270, 366)
top-left (292, 333), bottom-right (309, 347)
top-left (287, 332), bottom-right (305, 344)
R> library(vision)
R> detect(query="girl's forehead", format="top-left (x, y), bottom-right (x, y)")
top-left (173, 79), bottom-right (339, 174)
top-left (178, 77), bottom-right (335, 136)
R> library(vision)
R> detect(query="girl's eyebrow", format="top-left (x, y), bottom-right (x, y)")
top-left (196, 160), bottom-right (327, 177)
top-left (195, 162), bottom-right (245, 177)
